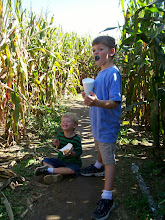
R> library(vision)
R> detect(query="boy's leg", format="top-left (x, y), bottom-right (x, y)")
top-left (44, 163), bottom-right (80, 185)
top-left (104, 163), bottom-right (116, 191)
top-left (80, 140), bottom-right (105, 176)
top-left (52, 167), bottom-right (75, 175)
top-left (34, 158), bottom-right (56, 176)
top-left (42, 161), bottom-right (53, 167)
top-left (43, 167), bottom-right (75, 185)
top-left (36, 158), bottom-right (80, 175)
top-left (42, 162), bottom-right (76, 175)
top-left (99, 142), bottom-right (116, 191)
top-left (97, 151), bottom-right (103, 163)
top-left (92, 142), bottom-right (116, 220)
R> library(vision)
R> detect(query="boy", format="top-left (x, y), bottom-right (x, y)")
top-left (34, 113), bottom-right (82, 185)
top-left (81, 36), bottom-right (122, 220)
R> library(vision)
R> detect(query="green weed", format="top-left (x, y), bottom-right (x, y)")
top-left (124, 194), bottom-right (152, 219)
top-left (157, 191), bottom-right (165, 218)
top-left (13, 159), bottom-right (38, 177)
top-left (26, 104), bottom-right (67, 140)
top-left (0, 189), bottom-right (25, 220)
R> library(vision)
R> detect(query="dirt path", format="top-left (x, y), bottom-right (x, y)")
top-left (29, 96), bottom-right (129, 220)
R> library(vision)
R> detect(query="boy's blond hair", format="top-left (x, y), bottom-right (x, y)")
top-left (62, 112), bottom-right (78, 125)
top-left (92, 36), bottom-right (116, 50)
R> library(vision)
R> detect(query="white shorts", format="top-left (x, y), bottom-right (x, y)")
top-left (94, 139), bottom-right (116, 165)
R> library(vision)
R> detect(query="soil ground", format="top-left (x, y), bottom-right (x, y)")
top-left (0, 96), bottom-right (164, 220)
top-left (29, 97), bottom-right (129, 220)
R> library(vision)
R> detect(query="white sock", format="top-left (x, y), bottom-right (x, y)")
top-left (94, 160), bottom-right (103, 169)
top-left (48, 167), bottom-right (54, 174)
top-left (101, 190), bottom-right (113, 200)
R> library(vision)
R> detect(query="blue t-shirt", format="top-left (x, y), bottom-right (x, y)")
top-left (90, 66), bottom-right (122, 143)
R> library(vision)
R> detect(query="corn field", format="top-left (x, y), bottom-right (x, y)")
top-left (0, 0), bottom-right (165, 152)
top-left (118, 0), bottom-right (165, 150)
top-left (0, 0), bottom-right (98, 145)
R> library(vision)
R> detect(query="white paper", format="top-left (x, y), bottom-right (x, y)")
top-left (59, 143), bottom-right (73, 155)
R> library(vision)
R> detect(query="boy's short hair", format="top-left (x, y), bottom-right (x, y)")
top-left (62, 112), bottom-right (78, 125)
top-left (92, 36), bottom-right (116, 50)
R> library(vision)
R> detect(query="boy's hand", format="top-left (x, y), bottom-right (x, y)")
top-left (64, 148), bottom-right (75, 157)
top-left (83, 92), bottom-right (119, 109)
top-left (81, 90), bottom-right (86, 99)
top-left (53, 139), bottom-right (60, 148)
top-left (84, 91), bottom-right (98, 106)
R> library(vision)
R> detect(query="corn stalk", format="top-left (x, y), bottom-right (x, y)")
top-left (119, 0), bottom-right (165, 152)
top-left (0, 0), bottom-right (97, 145)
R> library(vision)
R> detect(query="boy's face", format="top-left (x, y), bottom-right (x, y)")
top-left (92, 43), bottom-right (115, 69)
top-left (61, 117), bottom-right (77, 132)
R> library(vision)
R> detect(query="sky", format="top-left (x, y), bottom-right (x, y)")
top-left (21, 0), bottom-right (125, 39)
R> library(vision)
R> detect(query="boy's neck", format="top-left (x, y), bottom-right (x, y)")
top-left (101, 60), bottom-right (114, 71)
top-left (64, 130), bottom-right (75, 138)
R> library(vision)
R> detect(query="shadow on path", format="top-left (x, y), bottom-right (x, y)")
top-left (29, 97), bottom-right (128, 220)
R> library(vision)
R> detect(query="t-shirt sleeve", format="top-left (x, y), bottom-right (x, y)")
top-left (73, 135), bottom-right (82, 158)
top-left (108, 71), bottom-right (122, 102)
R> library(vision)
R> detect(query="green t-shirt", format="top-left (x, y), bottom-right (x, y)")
top-left (56, 131), bottom-right (82, 166)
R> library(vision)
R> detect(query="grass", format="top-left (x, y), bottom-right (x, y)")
top-left (0, 104), bottom-right (68, 220)
top-left (26, 103), bottom-right (68, 141)
top-left (139, 160), bottom-right (165, 218)
top-left (0, 188), bottom-right (26, 219)
top-left (0, 102), bottom-right (164, 219)
top-left (125, 194), bottom-right (152, 219)
top-left (116, 125), bottom-right (165, 219)
top-left (0, 144), bottom-right (54, 220)
top-left (13, 159), bottom-right (39, 177)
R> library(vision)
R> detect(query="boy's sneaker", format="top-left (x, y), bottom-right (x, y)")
top-left (80, 164), bottom-right (105, 177)
top-left (34, 166), bottom-right (49, 176)
top-left (44, 174), bottom-right (63, 185)
top-left (91, 199), bottom-right (115, 220)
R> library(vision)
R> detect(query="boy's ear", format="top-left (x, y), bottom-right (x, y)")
top-left (109, 48), bottom-right (115, 57)
top-left (74, 123), bottom-right (78, 129)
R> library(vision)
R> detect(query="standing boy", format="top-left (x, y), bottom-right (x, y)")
top-left (34, 113), bottom-right (82, 185)
top-left (81, 36), bottom-right (122, 220)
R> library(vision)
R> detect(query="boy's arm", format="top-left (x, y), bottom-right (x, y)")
top-left (83, 91), bottom-right (120, 109)
top-left (52, 138), bottom-right (60, 148)
top-left (68, 137), bottom-right (82, 158)
top-left (65, 149), bottom-right (75, 157)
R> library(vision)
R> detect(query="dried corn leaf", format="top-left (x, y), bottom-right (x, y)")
top-left (20, 193), bottom-right (43, 219)
top-left (20, 208), bottom-right (29, 219)
top-left (1, 192), bottom-right (14, 220)
top-left (9, 181), bottom-right (22, 190)
top-left (0, 167), bottom-right (17, 178)
top-left (1, 175), bottom-right (25, 190)
top-left (0, 174), bottom-right (9, 179)
top-left (0, 161), bottom-right (10, 166)
top-left (0, 156), bottom-right (14, 163)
